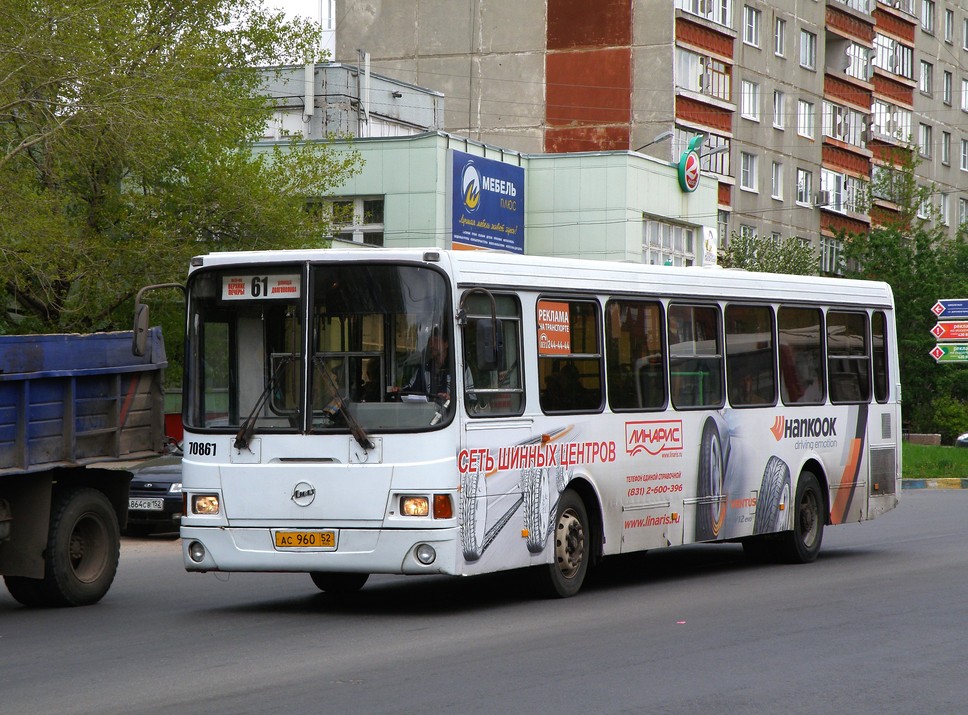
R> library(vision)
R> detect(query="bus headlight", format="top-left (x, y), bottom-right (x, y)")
top-left (400, 496), bottom-right (429, 516)
top-left (192, 494), bottom-right (220, 515)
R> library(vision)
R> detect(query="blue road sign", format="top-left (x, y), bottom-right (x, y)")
top-left (932, 299), bottom-right (968, 319)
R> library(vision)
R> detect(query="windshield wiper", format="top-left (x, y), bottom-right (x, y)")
top-left (314, 357), bottom-right (375, 452)
top-left (234, 356), bottom-right (291, 451)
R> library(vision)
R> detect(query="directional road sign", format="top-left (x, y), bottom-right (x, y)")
top-left (930, 343), bottom-right (968, 362)
top-left (930, 321), bottom-right (968, 341)
top-left (932, 299), bottom-right (968, 319)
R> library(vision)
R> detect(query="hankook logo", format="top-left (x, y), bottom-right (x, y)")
top-left (290, 481), bottom-right (317, 507)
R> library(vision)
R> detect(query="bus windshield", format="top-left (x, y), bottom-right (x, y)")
top-left (185, 262), bottom-right (453, 434)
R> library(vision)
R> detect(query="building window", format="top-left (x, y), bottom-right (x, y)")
top-left (920, 60), bottom-right (933, 95)
top-left (821, 169), bottom-right (867, 214)
top-left (643, 220), bottom-right (697, 266)
top-left (741, 152), bottom-right (758, 191)
top-left (800, 30), bottom-right (817, 70)
top-left (796, 168), bottom-right (813, 205)
top-left (771, 161), bottom-right (783, 199)
top-left (917, 192), bottom-right (929, 219)
top-left (942, 131), bottom-right (951, 165)
top-left (961, 139), bottom-right (968, 171)
top-left (741, 80), bottom-right (760, 120)
top-left (744, 6), bottom-right (761, 47)
top-left (872, 100), bottom-right (912, 142)
top-left (324, 197), bottom-right (385, 246)
top-left (797, 100), bottom-right (815, 139)
top-left (675, 129), bottom-right (731, 177)
top-left (845, 43), bottom-right (871, 82)
top-left (959, 198), bottom-right (968, 227)
top-left (775, 17), bottom-right (786, 56)
top-left (921, 0), bottom-right (935, 34)
top-left (919, 123), bottom-right (932, 158)
top-left (944, 8), bottom-right (954, 43)
top-left (962, 79), bottom-right (968, 111)
top-left (773, 90), bottom-right (785, 129)
top-left (943, 70), bottom-right (952, 104)
top-left (821, 236), bottom-right (844, 275)
top-left (873, 34), bottom-right (913, 80)
top-left (940, 193), bottom-right (949, 225)
top-left (718, 210), bottom-right (730, 247)
top-left (822, 100), bottom-right (867, 148)
top-left (740, 224), bottom-right (757, 239)
top-left (964, 18), bottom-right (968, 50)
top-left (675, 0), bottom-right (732, 29)
top-left (675, 49), bottom-right (731, 102)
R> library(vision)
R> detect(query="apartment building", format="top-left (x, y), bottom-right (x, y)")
top-left (334, 0), bottom-right (963, 273)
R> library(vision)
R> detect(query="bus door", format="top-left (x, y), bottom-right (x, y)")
top-left (457, 291), bottom-right (530, 569)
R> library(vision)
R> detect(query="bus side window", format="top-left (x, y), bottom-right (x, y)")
top-left (461, 292), bottom-right (524, 417)
top-left (725, 304), bottom-right (776, 407)
top-left (668, 304), bottom-right (724, 409)
top-left (778, 307), bottom-right (825, 406)
top-left (538, 299), bottom-right (603, 414)
top-left (605, 299), bottom-right (666, 410)
top-left (827, 311), bottom-right (870, 403)
top-left (872, 311), bottom-right (889, 403)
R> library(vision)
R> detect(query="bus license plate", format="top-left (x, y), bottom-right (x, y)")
top-left (274, 530), bottom-right (336, 549)
top-left (129, 498), bottom-right (164, 511)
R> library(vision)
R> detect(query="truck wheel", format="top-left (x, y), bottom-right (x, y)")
top-left (310, 572), bottom-right (369, 594)
top-left (3, 575), bottom-right (49, 608)
top-left (533, 489), bottom-right (589, 598)
top-left (6, 488), bottom-right (121, 607)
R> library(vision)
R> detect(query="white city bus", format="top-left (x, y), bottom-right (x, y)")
top-left (158, 248), bottom-right (900, 597)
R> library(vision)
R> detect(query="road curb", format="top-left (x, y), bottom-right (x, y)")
top-left (901, 478), bottom-right (968, 490)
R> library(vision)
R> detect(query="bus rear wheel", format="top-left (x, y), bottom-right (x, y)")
top-left (310, 571), bottom-right (369, 594)
top-left (777, 471), bottom-right (824, 564)
top-left (533, 489), bottom-right (589, 598)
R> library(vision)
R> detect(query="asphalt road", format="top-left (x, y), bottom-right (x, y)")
top-left (3, 490), bottom-right (968, 714)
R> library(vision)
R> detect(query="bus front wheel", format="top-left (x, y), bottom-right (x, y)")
top-left (533, 489), bottom-right (589, 598)
top-left (310, 572), bottom-right (369, 594)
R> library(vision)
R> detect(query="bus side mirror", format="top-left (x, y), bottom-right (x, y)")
top-left (133, 302), bottom-right (150, 357)
top-left (475, 318), bottom-right (505, 371)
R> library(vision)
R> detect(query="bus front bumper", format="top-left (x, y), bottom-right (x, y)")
top-left (180, 525), bottom-right (459, 575)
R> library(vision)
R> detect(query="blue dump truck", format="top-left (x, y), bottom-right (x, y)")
top-left (0, 329), bottom-right (167, 607)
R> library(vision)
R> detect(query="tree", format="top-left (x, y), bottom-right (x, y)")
top-left (842, 149), bottom-right (968, 434)
top-left (720, 233), bottom-right (816, 275)
top-left (0, 0), bottom-right (362, 334)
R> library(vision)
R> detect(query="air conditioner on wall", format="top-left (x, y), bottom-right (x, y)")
top-left (815, 190), bottom-right (832, 207)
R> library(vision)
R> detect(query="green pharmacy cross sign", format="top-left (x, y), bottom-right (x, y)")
top-left (930, 343), bottom-right (968, 363)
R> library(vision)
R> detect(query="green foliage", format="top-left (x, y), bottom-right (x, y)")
top-left (842, 149), bottom-right (968, 433)
top-left (0, 0), bottom-right (361, 335)
top-left (929, 396), bottom-right (968, 445)
top-left (720, 233), bottom-right (817, 275)
top-left (902, 443), bottom-right (968, 479)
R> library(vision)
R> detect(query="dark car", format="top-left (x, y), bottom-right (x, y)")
top-left (126, 456), bottom-right (183, 535)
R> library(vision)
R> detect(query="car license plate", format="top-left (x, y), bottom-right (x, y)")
top-left (274, 530), bottom-right (336, 549)
top-left (129, 498), bottom-right (164, 511)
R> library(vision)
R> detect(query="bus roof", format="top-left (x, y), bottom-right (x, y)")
top-left (191, 248), bottom-right (894, 310)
